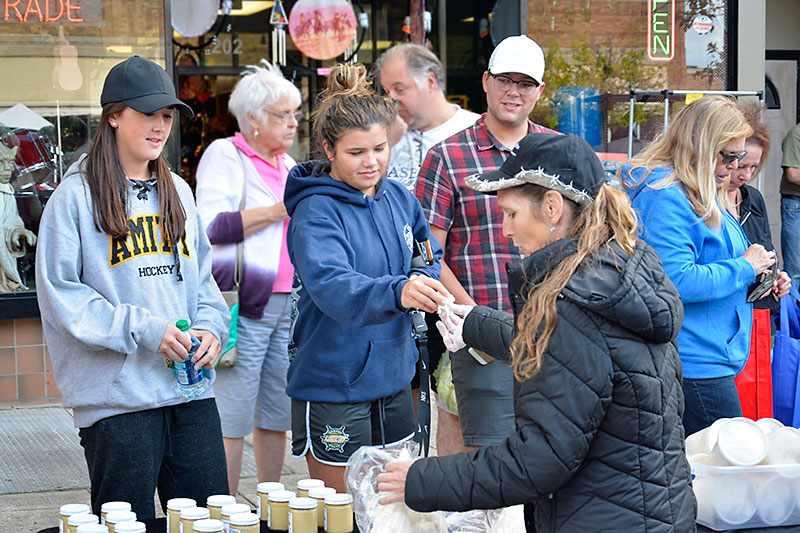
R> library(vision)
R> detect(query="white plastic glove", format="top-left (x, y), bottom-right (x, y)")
top-left (436, 303), bottom-right (474, 353)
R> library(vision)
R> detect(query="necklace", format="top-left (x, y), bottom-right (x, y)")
top-left (730, 188), bottom-right (742, 220)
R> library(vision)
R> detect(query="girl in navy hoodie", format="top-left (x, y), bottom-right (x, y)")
top-left (284, 64), bottom-right (450, 491)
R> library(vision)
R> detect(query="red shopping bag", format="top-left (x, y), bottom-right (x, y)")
top-left (735, 308), bottom-right (774, 420)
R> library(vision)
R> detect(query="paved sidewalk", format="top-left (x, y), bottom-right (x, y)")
top-left (0, 404), bottom-right (311, 532)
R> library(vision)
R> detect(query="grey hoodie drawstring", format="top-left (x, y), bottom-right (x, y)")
top-left (129, 178), bottom-right (183, 282)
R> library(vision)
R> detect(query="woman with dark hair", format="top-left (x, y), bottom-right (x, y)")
top-left (284, 63), bottom-right (450, 491)
top-left (727, 104), bottom-right (786, 319)
top-left (35, 56), bottom-right (230, 518)
top-left (378, 133), bottom-right (695, 532)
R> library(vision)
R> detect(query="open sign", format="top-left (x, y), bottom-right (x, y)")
top-left (647, 0), bottom-right (675, 62)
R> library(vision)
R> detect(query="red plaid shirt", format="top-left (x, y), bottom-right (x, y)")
top-left (415, 114), bottom-right (558, 312)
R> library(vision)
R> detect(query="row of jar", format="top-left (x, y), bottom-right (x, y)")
top-left (57, 478), bottom-right (354, 533)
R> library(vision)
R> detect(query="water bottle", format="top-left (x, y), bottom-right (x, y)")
top-left (166, 320), bottom-right (209, 399)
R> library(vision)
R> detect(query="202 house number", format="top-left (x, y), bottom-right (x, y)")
top-left (206, 38), bottom-right (243, 55)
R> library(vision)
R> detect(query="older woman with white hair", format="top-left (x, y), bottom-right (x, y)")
top-left (195, 60), bottom-right (301, 494)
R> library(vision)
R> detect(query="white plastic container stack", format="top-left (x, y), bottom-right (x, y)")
top-left (689, 417), bottom-right (800, 530)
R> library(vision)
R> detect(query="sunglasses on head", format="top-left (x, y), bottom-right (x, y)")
top-left (719, 150), bottom-right (747, 165)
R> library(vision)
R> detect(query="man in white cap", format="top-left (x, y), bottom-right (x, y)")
top-left (415, 35), bottom-right (559, 455)
top-left (377, 43), bottom-right (479, 191)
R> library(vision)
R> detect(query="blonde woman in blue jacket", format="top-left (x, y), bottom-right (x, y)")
top-left (623, 95), bottom-right (790, 435)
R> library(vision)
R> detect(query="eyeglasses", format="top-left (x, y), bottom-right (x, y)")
top-left (267, 110), bottom-right (303, 123)
top-left (489, 73), bottom-right (540, 96)
top-left (719, 150), bottom-right (747, 164)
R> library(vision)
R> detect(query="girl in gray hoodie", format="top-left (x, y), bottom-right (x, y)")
top-left (35, 56), bottom-right (230, 520)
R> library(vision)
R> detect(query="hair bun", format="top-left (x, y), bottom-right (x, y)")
top-left (325, 64), bottom-right (370, 96)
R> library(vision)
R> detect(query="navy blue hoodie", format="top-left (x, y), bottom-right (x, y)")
top-left (284, 162), bottom-right (442, 403)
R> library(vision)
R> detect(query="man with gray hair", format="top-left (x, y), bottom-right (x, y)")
top-left (377, 43), bottom-right (478, 191)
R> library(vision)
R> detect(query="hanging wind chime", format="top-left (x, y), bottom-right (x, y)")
top-left (271, 0), bottom-right (289, 66)
top-left (345, 9), bottom-right (369, 64)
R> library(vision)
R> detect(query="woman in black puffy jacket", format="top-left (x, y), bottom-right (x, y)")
top-left (378, 133), bottom-right (696, 532)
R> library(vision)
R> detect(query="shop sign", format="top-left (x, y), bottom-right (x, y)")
top-left (692, 14), bottom-right (713, 35)
top-left (3, 0), bottom-right (102, 25)
top-left (647, 0), bottom-right (675, 61)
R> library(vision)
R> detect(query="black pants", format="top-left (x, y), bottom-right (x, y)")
top-left (78, 398), bottom-right (229, 519)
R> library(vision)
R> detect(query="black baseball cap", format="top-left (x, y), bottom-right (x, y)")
top-left (465, 132), bottom-right (605, 205)
top-left (101, 56), bottom-right (194, 118)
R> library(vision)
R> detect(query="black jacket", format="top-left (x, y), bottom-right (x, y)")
top-left (740, 184), bottom-right (780, 315)
top-left (404, 238), bottom-right (696, 532)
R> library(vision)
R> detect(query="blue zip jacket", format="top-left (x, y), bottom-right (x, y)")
top-left (284, 161), bottom-right (442, 403)
top-left (623, 164), bottom-right (755, 379)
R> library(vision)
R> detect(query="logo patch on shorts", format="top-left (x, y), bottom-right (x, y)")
top-left (320, 425), bottom-right (350, 453)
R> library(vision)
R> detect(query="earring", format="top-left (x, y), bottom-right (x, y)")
top-left (550, 225), bottom-right (556, 232)
top-left (254, 129), bottom-right (260, 139)
top-left (110, 121), bottom-right (117, 127)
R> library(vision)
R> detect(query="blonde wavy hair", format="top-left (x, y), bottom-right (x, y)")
top-left (622, 95), bottom-right (752, 229)
top-left (510, 183), bottom-right (639, 381)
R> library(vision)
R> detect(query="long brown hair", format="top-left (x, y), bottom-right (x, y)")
top-left (510, 183), bottom-right (638, 381)
top-left (85, 103), bottom-right (185, 245)
top-left (738, 101), bottom-right (771, 168)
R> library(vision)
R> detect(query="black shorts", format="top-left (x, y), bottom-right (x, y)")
top-left (291, 386), bottom-right (414, 466)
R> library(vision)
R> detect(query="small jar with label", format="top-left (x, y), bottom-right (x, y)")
top-left (296, 479), bottom-right (325, 499)
top-left (308, 487), bottom-right (336, 529)
top-left (67, 513), bottom-right (98, 533)
top-left (228, 512), bottom-right (259, 533)
top-left (76, 525), bottom-right (108, 533)
top-left (288, 497), bottom-right (317, 533)
top-left (191, 519), bottom-right (224, 533)
top-left (256, 481), bottom-right (285, 521)
top-left (100, 502), bottom-right (131, 525)
top-left (113, 522), bottom-right (146, 533)
top-left (324, 493), bottom-right (353, 533)
top-left (104, 510), bottom-right (136, 533)
top-left (220, 503), bottom-right (251, 530)
top-left (60, 503), bottom-right (91, 533)
top-left (206, 494), bottom-right (236, 520)
top-left (166, 498), bottom-right (196, 533)
top-left (266, 490), bottom-right (296, 531)
top-left (180, 506), bottom-right (210, 533)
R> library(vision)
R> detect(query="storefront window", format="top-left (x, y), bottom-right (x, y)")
top-left (0, 0), bottom-right (167, 315)
top-left (171, 0), bottom-right (402, 179)
top-left (526, 0), bottom-right (731, 153)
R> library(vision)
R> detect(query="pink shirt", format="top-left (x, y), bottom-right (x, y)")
top-left (231, 133), bottom-right (294, 293)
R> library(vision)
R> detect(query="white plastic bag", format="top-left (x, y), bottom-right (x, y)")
top-left (344, 440), bottom-right (448, 533)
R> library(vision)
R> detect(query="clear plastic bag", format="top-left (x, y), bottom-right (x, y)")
top-left (344, 440), bottom-right (448, 533)
top-left (445, 510), bottom-right (490, 531)
top-left (444, 506), bottom-right (525, 532)
top-left (433, 352), bottom-right (458, 415)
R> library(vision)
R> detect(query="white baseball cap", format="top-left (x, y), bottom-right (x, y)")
top-left (488, 35), bottom-right (545, 85)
